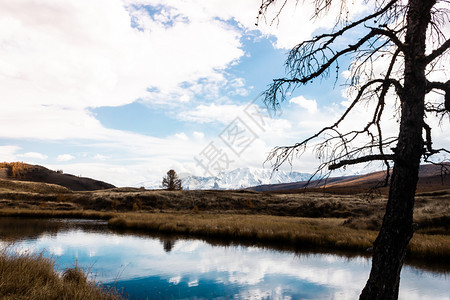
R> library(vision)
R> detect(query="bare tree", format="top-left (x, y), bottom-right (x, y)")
top-left (257, 0), bottom-right (449, 299)
top-left (162, 169), bottom-right (183, 190)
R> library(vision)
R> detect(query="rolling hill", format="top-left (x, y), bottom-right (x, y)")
top-left (250, 163), bottom-right (450, 194)
top-left (0, 162), bottom-right (115, 191)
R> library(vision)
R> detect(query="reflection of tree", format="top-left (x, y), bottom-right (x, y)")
top-left (162, 239), bottom-right (176, 253)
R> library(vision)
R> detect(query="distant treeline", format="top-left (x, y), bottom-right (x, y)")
top-left (0, 162), bottom-right (30, 179)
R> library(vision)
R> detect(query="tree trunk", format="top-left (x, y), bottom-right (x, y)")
top-left (360, 0), bottom-right (435, 299)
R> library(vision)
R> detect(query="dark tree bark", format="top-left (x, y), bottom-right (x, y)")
top-left (360, 1), bottom-right (435, 298)
top-left (257, 0), bottom-right (449, 299)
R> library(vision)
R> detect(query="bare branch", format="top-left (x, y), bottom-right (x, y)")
top-left (426, 80), bottom-right (450, 112)
top-left (422, 121), bottom-right (433, 153)
top-left (292, 30), bottom-right (380, 82)
top-left (266, 77), bottom-right (402, 170)
top-left (257, 0), bottom-right (399, 29)
top-left (368, 27), bottom-right (406, 51)
top-left (304, 0), bottom-right (400, 49)
top-left (373, 49), bottom-right (401, 186)
top-left (265, 33), bottom-right (404, 108)
top-left (328, 154), bottom-right (395, 170)
top-left (425, 38), bottom-right (450, 64)
top-left (257, 0), bottom-right (289, 26)
top-left (421, 123), bottom-right (450, 159)
top-left (426, 80), bottom-right (450, 92)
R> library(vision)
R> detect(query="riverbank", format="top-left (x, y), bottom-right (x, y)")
top-left (0, 208), bottom-right (448, 261)
top-left (0, 208), bottom-right (115, 219)
top-left (108, 212), bottom-right (450, 262)
top-left (0, 248), bottom-right (121, 299)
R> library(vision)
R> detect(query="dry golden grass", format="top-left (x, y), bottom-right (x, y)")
top-left (0, 179), bottom-right (448, 226)
top-left (109, 213), bottom-right (377, 251)
top-left (0, 209), bottom-right (116, 220)
top-left (408, 234), bottom-right (450, 259)
top-left (108, 212), bottom-right (450, 260)
top-left (0, 248), bottom-right (121, 300)
top-left (0, 179), bottom-right (71, 194)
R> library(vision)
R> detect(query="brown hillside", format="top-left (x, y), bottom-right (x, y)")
top-left (0, 162), bottom-right (115, 191)
top-left (323, 163), bottom-right (450, 194)
top-left (251, 163), bottom-right (450, 194)
top-left (0, 179), bottom-right (72, 194)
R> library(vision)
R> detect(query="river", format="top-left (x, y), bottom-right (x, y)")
top-left (0, 217), bottom-right (448, 299)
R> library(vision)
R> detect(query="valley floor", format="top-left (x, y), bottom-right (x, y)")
top-left (0, 179), bottom-right (449, 262)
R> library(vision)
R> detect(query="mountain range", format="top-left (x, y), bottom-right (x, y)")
top-left (3, 162), bottom-right (448, 193)
top-left (140, 167), bottom-right (313, 190)
top-left (141, 164), bottom-right (450, 192)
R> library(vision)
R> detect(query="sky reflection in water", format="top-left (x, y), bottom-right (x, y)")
top-left (2, 220), bottom-right (449, 300)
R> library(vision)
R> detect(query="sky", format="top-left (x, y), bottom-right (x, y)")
top-left (1, 0), bottom-right (449, 187)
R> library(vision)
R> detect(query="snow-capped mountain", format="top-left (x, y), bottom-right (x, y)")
top-left (140, 168), bottom-right (312, 190)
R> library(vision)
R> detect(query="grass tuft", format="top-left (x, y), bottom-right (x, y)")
top-left (0, 248), bottom-right (121, 299)
top-left (62, 266), bottom-right (88, 284)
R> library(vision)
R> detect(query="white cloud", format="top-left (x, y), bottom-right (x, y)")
top-left (93, 154), bottom-right (110, 161)
top-left (260, 0), bottom-right (368, 49)
top-left (289, 96), bottom-right (318, 113)
top-left (131, 0), bottom-right (368, 49)
top-left (57, 154), bottom-right (76, 162)
top-left (0, 106), bottom-right (121, 140)
top-left (193, 131), bottom-right (204, 140)
top-left (179, 103), bottom-right (247, 125)
top-left (179, 94), bottom-right (191, 103)
top-left (0, 146), bottom-right (20, 162)
top-left (227, 78), bottom-right (251, 96)
top-left (17, 152), bottom-right (48, 160)
top-left (0, 0), bottom-right (245, 114)
top-left (0, 0), bottom-right (257, 188)
top-left (174, 133), bottom-right (189, 141)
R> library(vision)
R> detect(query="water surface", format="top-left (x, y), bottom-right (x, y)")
top-left (1, 217), bottom-right (448, 299)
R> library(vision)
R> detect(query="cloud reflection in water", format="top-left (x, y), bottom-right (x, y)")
top-left (6, 228), bottom-right (449, 300)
